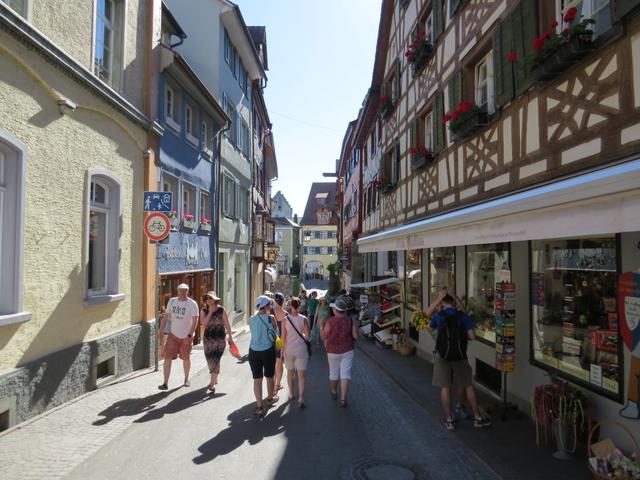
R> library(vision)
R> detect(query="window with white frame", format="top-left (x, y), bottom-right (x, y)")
top-left (475, 52), bottom-right (495, 114)
top-left (186, 105), bottom-right (198, 144)
top-left (230, 47), bottom-right (238, 78)
top-left (165, 85), bottom-right (180, 130)
top-left (1, 0), bottom-right (28, 17)
top-left (93, 0), bottom-right (123, 88)
top-left (201, 120), bottom-right (210, 153)
top-left (222, 173), bottom-right (236, 217)
top-left (556, 0), bottom-right (612, 39)
top-left (424, 111), bottom-right (434, 151)
top-left (0, 135), bottom-right (28, 321)
top-left (422, 10), bottom-right (434, 43)
top-left (242, 120), bottom-right (250, 158)
top-left (236, 112), bottom-right (243, 152)
top-left (182, 182), bottom-right (196, 219)
top-left (224, 29), bottom-right (230, 63)
top-left (200, 191), bottom-right (210, 222)
top-left (239, 62), bottom-right (245, 92)
top-left (162, 172), bottom-right (179, 215)
top-left (87, 174), bottom-right (120, 298)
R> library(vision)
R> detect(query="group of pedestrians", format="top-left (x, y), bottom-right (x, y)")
top-left (157, 283), bottom-right (357, 419)
top-left (248, 292), bottom-right (357, 417)
top-left (157, 282), bottom-right (491, 431)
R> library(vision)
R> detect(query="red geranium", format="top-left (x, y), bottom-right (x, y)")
top-left (532, 37), bottom-right (545, 50)
top-left (563, 6), bottom-right (577, 22)
top-left (550, 20), bottom-right (558, 28)
top-left (380, 95), bottom-right (390, 103)
top-left (458, 100), bottom-right (472, 113)
top-left (409, 147), bottom-right (417, 155)
top-left (507, 51), bottom-right (517, 63)
top-left (450, 110), bottom-right (460, 121)
top-left (443, 113), bottom-right (453, 123)
top-left (542, 30), bottom-right (552, 40)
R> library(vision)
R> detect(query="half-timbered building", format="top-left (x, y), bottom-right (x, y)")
top-left (355, 0), bottom-right (640, 440)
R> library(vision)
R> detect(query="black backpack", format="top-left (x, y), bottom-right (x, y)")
top-left (435, 310), bottom-right (468, 361)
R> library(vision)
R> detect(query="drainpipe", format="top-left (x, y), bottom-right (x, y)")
top-left (213, 121), bottom-right (231, 292)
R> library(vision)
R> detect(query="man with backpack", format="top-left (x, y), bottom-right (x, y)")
top-left (427, 288), bottom-right (491, 431)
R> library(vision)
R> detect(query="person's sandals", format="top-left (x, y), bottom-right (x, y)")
top-left (330, 391), bottom-right (338, 400)
top-left (183, 380), bottom-right (191, 387)
top-left (298, 401), bottom-right (306, 409)
top-left (268, 395), bottom-right (279, 404)
top-left (275, 385), bottom-right (283, 392)
top-left (158, 383), bottom-right (168, 391)
top-left (445, 418), bottom-right (455, 431)
top-left (207, 384), bottom-right (215, 393)
top-left (474, 416), bottom-right (492, 428)
top-left (339, 400), bottom-right (347, 408)
top-left (254, 406), bottom-right (264, 418)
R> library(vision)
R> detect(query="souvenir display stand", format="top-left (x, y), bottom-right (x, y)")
top-left (350, 277), bottom-right (403, 348)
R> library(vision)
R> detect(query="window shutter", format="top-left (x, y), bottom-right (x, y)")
top-left (615, 0), bottom-right (640, 19)
top-left (394, 60), bottom-right (401, 100)
top-left (433, 0), bottom-right (444, 40)
top-left (434, 90), bottom-right (445, 154)
top-left (395, 142), bottom-right (401, 183)
top-left (493, 20), bottom-right (514, 107)
top-left (410, 120), bottom-right (417, 148)
top-left (513, 0), bottom-right (538, 96)
top-left (450, 0), bottom-right (462, 16)
top-left (448, 70), bottom-right (462, 111)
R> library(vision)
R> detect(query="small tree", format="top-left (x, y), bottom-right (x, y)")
top-left (292, 278), bottom-right (301, 297)
top-left (327, 261), bottom-right (343, 298)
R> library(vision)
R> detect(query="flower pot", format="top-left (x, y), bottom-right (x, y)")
top-left (557, 33), bottom-right (594, 63)
top-left (182, 218), bottom-right (196, 231)
top-left (450, 110), bottom-right (488, 140)
top-left (410, 44), bottom-right (433, 77)
top-left (200, 222), bottom-right (212, 234)
top-left (169, 216), bottom-right (178, 231)
top-left (378, 183), bottom-right (395, 194)
top-left (410, 153), bottom-right (434, 171)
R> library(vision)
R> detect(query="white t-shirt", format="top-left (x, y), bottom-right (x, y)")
top-left (166, 297), bottom-right (199, 339)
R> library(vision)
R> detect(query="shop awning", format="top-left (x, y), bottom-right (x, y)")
top-left (358, 158), bottom-right (640, 253)
top-left (265, 267), bottom-right (277, 283)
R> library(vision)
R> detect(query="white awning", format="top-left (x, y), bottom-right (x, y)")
top-left (358, 158), bottom-right (640, 253)
top-left (265, 267), bottom-right (277, 283)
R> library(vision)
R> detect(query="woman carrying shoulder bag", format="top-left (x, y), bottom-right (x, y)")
top-left (248, 295), bottom-right (280, 418)
top-left (281, 297), bottom-right (310, 408)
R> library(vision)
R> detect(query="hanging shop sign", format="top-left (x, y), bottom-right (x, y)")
top-left (158, 232), bottom-right (211, 273)
top-left (266, 246), bottom-right (280, 265)
top-left (495, 282), bottom-right (516, 373)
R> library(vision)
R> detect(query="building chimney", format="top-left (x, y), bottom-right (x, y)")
top-left (293, 213), bottom-right (298, 223)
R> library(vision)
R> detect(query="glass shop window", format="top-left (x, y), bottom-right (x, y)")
top-left (405, 249), bottom-right (422, 310)
top-left (429, 247), bottom-right (455, 303)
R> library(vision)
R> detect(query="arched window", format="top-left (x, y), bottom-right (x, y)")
top-left (0, 131), bottom-right (30, 325)
top-left (85, 171), bottom-right (123, 305)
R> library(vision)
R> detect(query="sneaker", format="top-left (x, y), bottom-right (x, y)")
top-left (445, 418), bottom-right (455, 431)
top-left (474, 416), bottom-right (492, 428)
top-left (158, 383), bottom-right (168, 391)
top-left (454, 404), bottom-right (470, 420)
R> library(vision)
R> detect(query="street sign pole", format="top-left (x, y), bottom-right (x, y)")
top-left (154, 239), bottom-right (160, 372)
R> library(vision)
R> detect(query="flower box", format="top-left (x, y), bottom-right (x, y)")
top-left (378, 183), bottom-right (395, 194)
top-left (181, 216), bottom-right (196, 231)
top-left (199, 222), bottom-right (212, 234)
top-left (410, 43), bottom-right (433, 77)
top-left (168, 211), bottom-right (178, 231)
top-left (531, 34), bottom-right (594, 84)
top-left (446, 103), bottom-right (488, 140)
top-left (410, 153), bottom-right (434, 172)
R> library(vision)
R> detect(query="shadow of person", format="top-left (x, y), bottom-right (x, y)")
top-left (92, 389), bottom-right (179, 425)
top-left (193, 400), bottom-right (289, 465)
top-left (134, 387), bottom-right (226, 423)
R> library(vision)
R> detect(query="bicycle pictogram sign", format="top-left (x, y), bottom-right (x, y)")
top-left (144, 212), bottom-right (170, 241)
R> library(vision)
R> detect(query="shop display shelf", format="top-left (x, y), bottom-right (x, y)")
top-left (380, 303), bottom-right (401, 314)
top-left (359, 323), bottom-right (372, 337)
top-left (373, 315), bottom-right (401, 329)
top-left (374, 328), bottom-right (394, 345)
top-left (381, 292), bottom-right (401, 301)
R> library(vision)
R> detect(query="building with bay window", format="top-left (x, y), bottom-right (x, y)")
top-left (0, 0), bottom-right (164, 429)
top-left (354, 0), bottom-right (640, 444)
top-left (301, 183), bottom-right (339, 282)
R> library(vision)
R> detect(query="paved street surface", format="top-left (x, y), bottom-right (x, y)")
top-left (0, 330), bottom-right (500, 480)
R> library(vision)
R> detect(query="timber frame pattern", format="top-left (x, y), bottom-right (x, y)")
top-left (363, 0), bottom-right (640, 235)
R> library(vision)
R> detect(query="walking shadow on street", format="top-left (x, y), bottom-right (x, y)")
top-left (134, 387), bottom-right (225, 423)
top-left (92, 389), bottom-right (178, 425)
top-left (193, 400), bottom-right (288, 465)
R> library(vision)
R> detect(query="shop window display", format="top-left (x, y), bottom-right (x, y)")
top-left (429, 247), bottom-right (455, 303)
top-left (466, 243), bottom-right (510, 344)
top-left (531, 236), bottom-right (621, 398)
top-left (405, 249), bottom-right (422, 310)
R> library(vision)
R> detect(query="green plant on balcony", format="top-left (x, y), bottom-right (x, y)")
top-left (409, 143), bottom-right (434, 171)
top-left (443, 100), bottom-right (488, 140)
top-left (405, 31), bottom-right (434, 77)
top-left (379, 95), bottom-right (394, 120)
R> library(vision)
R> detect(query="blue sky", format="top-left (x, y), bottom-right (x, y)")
top-left (236, 0), bottom-right (382, 217)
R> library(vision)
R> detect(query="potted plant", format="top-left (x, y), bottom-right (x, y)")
top-left (181, 213), bottom-right (196, 231)
top-left (405, 30), bottom-right (434, 76)
top-left (372, 175), bottom-right (395, 194)
top-left (443, 100), bottom-right (488, 139)
top-left (409, 142), bottom-right (434, 171)
top-left (168, 210), bottom-right (178, 231)
top-left (199, 216), bottom-right (212, 234)
top-left (507, 9), bottom-right (595, 84)
top-left (379, 95), bottom-right (395, 120)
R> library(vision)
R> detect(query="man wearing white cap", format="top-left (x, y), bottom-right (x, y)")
top-left (158, 283), bottom-right (199, 390)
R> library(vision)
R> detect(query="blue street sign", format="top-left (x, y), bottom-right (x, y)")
top-left (144, 191), bottom-right (173, 212)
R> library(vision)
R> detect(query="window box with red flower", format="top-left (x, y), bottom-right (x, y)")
top-left (443, 101), bottom-right (488, 140)
top-left (379, 95), bottom-right (395, 120)
top-left (511, 9), bottom-right (596, 85)
top-left (168, 210), bottom-right (178, 231)
top-left (409, 143), bottom-right (434, 172)
top-left (199, 217), bottom-right (212, 234)
top-left (372, 176), bottom-right (395, 194)
top-left (181, 213), bottom-right (196, 231)
top-left (405, 31), bottom-right (434, 77)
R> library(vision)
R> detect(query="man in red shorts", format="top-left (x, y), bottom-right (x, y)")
top-left (158, 283), bottom-right (199, 390)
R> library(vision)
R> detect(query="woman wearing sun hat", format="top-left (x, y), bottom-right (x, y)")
top-left (201, 291), bottom-right (233, 393)
top-left (249, 295), bottom-right (279, 417)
